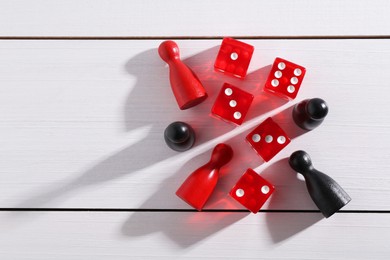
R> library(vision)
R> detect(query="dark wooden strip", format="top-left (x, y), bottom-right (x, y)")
top-left (0, 36), bottom-right (390, 40)
top-left (0, 208), bottom-right (389, 213)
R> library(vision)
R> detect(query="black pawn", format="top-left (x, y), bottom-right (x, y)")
top-left (289, 150), bottom-right (351, 218)
top-left (292, 98), bottom-right (328, 130)
top-left (164, 121), bottom-right (195, 152)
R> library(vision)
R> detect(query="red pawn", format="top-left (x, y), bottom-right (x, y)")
top-left (176, 143), bottom-right (233, 210)
top-left (158, 40), bottom-right (208, 110)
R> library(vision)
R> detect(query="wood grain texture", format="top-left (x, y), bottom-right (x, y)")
top-left (1, 1), bottom-right (390, 258)
top-left (0, 212), bottom-right (388, 259)
top-left (0, 0), bottom-right (390, 37)
top-left (0, 40), bottom-right (389, 210)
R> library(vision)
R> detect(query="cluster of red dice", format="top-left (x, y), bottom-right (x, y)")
top-left (159, 38), bottom-right (319, 214)
top-left (213, 38), bottom-right (305, 213)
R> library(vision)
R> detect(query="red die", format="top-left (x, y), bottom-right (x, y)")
top-left (246, 117), bottom-right (291, 162)
top-left (264, 57), bottom-right (306, 100)
top-left (214, 38), bottom-right (254, 78)
top-left (229, 168), bottom-right (275, 213)
top-left (211, 83), bottom-right (254, 125)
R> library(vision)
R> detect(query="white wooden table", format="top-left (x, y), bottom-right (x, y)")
top-left (1, 1), bottom-right (390, 259)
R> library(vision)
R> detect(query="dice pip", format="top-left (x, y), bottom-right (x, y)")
top-left (211, 83), bottom-right (254, 125)
top-left (229, 168), bottom-right (275, 213)
top-left (246, 117), bottom-right (291, 162)
top-left (264, 57), bottom-right (306, 100)
top-left (214, 38), bottom-right (254, 78)
top-left (158, 40), bottom-right (207, 110)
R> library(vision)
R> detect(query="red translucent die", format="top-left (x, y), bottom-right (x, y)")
top-left (176, 143), bottom-right (233, 211)
top-left (264, 57), bottom-right (306, 100)
top-left (211, 83), bottom-right (254, 125)
top-left (246, 117), bottom-right (291, 162)
top-left (229, 168), bottom-right (275, 213)
top-left (214, 38), bottom-right (254, 78)
top-left (158, 40), bottom-right (208, 110)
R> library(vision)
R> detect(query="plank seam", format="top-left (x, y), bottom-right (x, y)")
top-left (0, 208), bottom-right (389, 213)
top-left (1, 36), bottom-right (390, 40)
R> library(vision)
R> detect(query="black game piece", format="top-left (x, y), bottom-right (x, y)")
top-left (164, 121), bottom-right (195, 152)
top-left (289, 150), bottom-right (351, 218)
top-left (292, 98), bottom-right (328, 130)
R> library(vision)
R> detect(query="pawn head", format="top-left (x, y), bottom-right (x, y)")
top-left (158, 40), bottom-right (180, 63)
top-left (289, 150), bottom-right (313, 174)
top-left (164, 121), bottom-right (195, 152)
top-left (209, 143), bottom-right (234, 168)
top-left (306, 98), bottom-right (328, 120)
top-left (165, 122), bottom-right (191, 144)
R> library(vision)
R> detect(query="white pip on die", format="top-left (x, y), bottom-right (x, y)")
top-left (264, 57), bottom-right (306, 100)
top-left (211, 83), bottom-right (254, 125)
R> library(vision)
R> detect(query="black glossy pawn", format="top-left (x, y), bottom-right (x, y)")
top-left (164, 121), bottom-right (195, 152)
top-left (289, 150), bottom-right (351, 218)
top-left (292, 98), bottom-right (328, 130)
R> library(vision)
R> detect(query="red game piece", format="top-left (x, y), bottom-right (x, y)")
top-left (176, 143), bottom-right (233, 210)
top-left (211, 83), bottom-right (254, 125)
top-left (246, 117), bottom-right (291, 162)
top-left (229, 168), bottom-right (275, 213)
top-left (214, 38), bottom-right (254, 78)
top-left (264, 57), bottom-right (306, 100)
top-left (158, 40), bottom-right (208, 110)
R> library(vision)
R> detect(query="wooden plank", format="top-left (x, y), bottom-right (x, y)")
top-left (0, 211), bottom-right (388, 259)
top-left (0, 40), bottom-right (389, 210)
top-left (0, 0), bottom-right (390, 37)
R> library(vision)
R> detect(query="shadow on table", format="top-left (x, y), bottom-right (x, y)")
top-left (121, 150), bottom-right (249, 248)
top-left (265, 211), bottom-right (323, 243)
top-left (13, 46), bottom-right (230, 208)
top-left (13, 45), bottom-right (289, 209)
top-left (122, 210), bottom-right (248, 249)
top-left (260, 158), bottom-right (323, 243)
